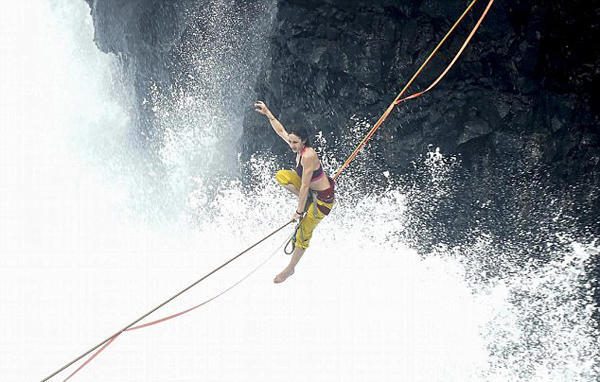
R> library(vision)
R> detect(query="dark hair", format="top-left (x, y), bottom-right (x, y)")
top-left (289, 126), bottom-right (311, 147)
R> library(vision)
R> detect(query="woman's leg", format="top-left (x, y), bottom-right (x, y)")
top-left (283, 183), bottom-right (299, 196)
top-left (273, 170), bottom-right (332, 283)
top-left (276, 170), bottom-right (301, 196)
top-left (273, 247), bottom-right (305, 283)
top-left (273, 201), bottom-right (330, 283)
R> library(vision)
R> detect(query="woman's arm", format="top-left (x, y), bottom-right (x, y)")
top-left (254, 101), bottom-right (289, 143)
top-left (296, 151), bottom-right (318, 215)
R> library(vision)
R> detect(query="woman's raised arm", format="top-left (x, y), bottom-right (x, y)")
top-left (254, 101), bottom-right (289, 143)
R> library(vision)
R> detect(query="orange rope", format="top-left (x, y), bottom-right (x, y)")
top-left (332, 0), bottom-right (495, 180)
top-left (397, 0), bottom-right (495, 103)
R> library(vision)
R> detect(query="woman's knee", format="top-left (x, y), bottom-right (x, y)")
top-left (275, 170), bottom-right (289, 186)
top-left (276, 169), bottom-right (301, 189)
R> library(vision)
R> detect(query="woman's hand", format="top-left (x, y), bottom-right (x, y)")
top-left (254, 101), bottom-right (271, 117)
top-left (256, 100), bottom-right (289, 141)
top-left (291, 211), bottom-right (304, 222)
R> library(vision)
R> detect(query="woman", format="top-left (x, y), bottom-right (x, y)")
top-left (254, 101), bottom-right (335, 283)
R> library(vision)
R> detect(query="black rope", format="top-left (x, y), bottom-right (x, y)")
top-left (41, 219), bottom-right (295, 382)
top-left (284, 220), bottom-right (303, 255)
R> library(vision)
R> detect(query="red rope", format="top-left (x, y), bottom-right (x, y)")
top-left (63, 334), bottom-right (120, 381)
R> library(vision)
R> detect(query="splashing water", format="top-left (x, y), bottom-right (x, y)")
top-left (143, 0), bottom-right (277, 220)
top-left (1, 1), bottom-right (597, 381)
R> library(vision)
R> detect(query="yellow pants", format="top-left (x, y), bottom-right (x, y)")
top-left (275, 170), bottom-right (334, 249)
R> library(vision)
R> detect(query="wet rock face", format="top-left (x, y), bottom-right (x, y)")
top-left (84, 0), bottom-right (273, 141)
top-left (242, 0), bottom-right (599, 183)
top-left (87, 0), bottom-right (187, 56)
top-left (84, 0), bottom-right (199, 132)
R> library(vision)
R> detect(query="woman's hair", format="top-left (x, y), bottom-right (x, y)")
top-left (289, 126), bottom-right (311, 147)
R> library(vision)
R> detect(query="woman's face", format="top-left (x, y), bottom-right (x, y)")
top-left (288, 134), bottom-right (305, 153)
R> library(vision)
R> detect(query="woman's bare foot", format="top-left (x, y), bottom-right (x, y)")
top-left (273, 268), bottom-right (295, 283)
